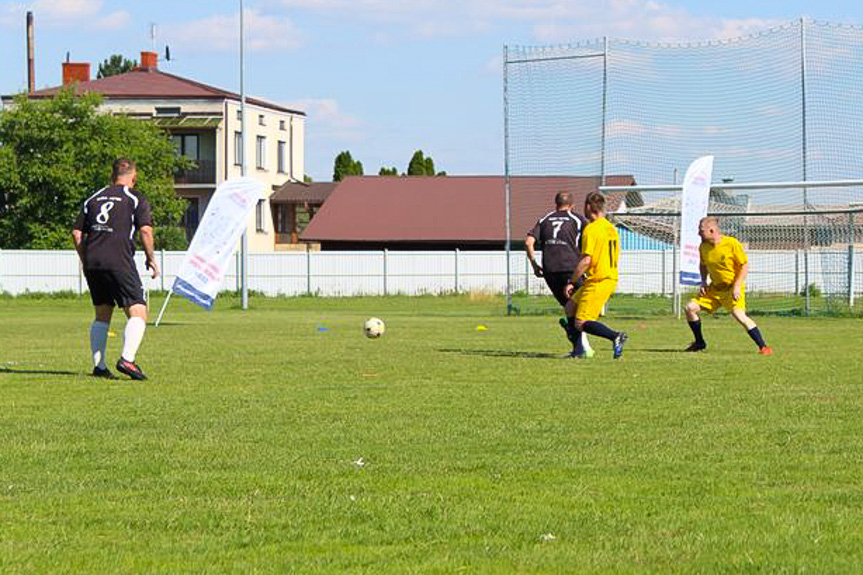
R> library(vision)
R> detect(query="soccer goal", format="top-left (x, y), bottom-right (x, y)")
top-left (503, 19), bottom-right (863, 317)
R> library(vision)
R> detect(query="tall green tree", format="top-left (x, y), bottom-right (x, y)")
top-left (332, 150), bottom-right (364, 182)
top-left (97, 54), bottom-right (138, 79)
top-left (0, 89), bottom-right (188, 249)
top-left (407, 150), bottom-right (445, 176)
top-left (378, 166), bottom-right (399, 176)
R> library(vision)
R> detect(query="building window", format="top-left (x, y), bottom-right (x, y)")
top-left (156, 106), bottom-right (181, 116)
top-left (258, 114), bottom-right (266, 126)
top-left (256, 135), bottom-right (266, 169)
top-left (172, 134), bottom-right (199, 160)
top-left (277, 141), bottom-right (287, 173)
top-left (236, 110), bottom-right (242, 121)
top-left (255, 199), bottom-right (268, 233)
top-left (234, 131), bottom-right (243, 166)
top-left (182, 197), bottom-right (200, 243)
top-left (288, 120), bottom-right (294, 178)
top-left (279, 120), bottom-right (285, 130)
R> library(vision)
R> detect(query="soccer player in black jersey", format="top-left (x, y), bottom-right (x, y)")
top-left (526, 191), bottom-right (594, 357)
top-left (72, 158), bottom-right (159, 380)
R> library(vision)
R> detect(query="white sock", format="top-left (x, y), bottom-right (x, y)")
top-left (90, 320), bottom-right (110, 369)
top-left (581, 332), bottom-right (592, 352)
top-left (121, 317), bottom-right (146, 363)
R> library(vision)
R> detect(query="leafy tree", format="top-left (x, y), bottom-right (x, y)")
top-left (407, 150), bottom-right (444, 176)
top-left (0, 89), bottom-right (189, 250)
top-left (332, 150), bottom-right (364, 182)
top-left (97, 54), bottom-right (138, 79)
top-left (303, 174), bottom-right (313, 183)
top-left (407, 150), bottom-right (427, 176)
top-left (378, 166), bottom-right (399, 176)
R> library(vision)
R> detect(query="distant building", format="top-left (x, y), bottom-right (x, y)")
top-left (301, 175), bottom-right (642, 250)
top-left (2, 51), bottom-right (305, 251)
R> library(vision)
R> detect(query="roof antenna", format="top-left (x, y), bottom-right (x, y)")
top-left (149, 23), bottom-right (157, 51)
top-left (165, 45), bottom-right (172, 62)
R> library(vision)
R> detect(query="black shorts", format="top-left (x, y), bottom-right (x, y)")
top-left (84, 268), bottom-right (146, 308)
top-left (545, 271), bottom-right (584, 307)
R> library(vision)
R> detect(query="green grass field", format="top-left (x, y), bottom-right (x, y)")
top-left (2, 294), bottom-right (862, 573)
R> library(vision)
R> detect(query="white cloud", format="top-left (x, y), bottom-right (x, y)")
top-left (274, 0), bottom-right (789, 42)
top-left (286, 98), bottom-right (363, 139)
top-left (164, 9), bottom-right (304, 53)
top-left (0, 0), bottom-right (128, 29)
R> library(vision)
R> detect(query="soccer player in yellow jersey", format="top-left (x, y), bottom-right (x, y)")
top-left (684, 216), bottom-right (772, 355)
top-left (565, 192), bottom-right (628, 359)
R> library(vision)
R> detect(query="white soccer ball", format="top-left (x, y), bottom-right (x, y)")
top-left (364, 317), bottom-right (385, 338)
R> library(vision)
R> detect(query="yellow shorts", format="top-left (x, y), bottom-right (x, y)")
top-left (574, 278), bottom-right (617, 321)
top-left (692, 284), bottom-right (746, 314)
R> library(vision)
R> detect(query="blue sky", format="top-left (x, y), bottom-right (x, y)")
top-left (1, 0), bottom-right (862, 181)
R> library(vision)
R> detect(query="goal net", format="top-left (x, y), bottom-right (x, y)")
top-left (505, 20), bottom-right (863, 316)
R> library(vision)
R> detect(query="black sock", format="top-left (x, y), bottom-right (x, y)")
top-left (567, 317), bottom-right (584, 354)
top-left (582, 320), bottom-right (618, 342)
top-left (747, 327), bottom-right (766, 349)
top-left (688, 319), bottom-right (705, 344)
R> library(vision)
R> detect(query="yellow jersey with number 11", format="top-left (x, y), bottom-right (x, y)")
top-left (581, 217), bottom-right (620, 282)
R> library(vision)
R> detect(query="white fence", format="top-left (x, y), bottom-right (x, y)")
top-left (0, 249), bottom-right (860, 299)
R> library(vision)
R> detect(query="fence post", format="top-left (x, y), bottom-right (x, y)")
top-left (382, 249), bottom-right (388, 296)
top-left (236, 251), bottom-right (241, 293)
top-left (795, 249), bottom-right (800, 298)
top-left (306, 243), bottom-right (312, 296)
top-left (160, 249), bottom-right (165, 292)
top-left (849, 212), bottom-right (856, 308)
top-left (525, 251), bottom-right (530, 295)
top-left (78, 257), bottom-right (83, 295)
top-left (661, 248), bottom-right (667, 296)
top-left (454, 248), bottom-right (460, 293)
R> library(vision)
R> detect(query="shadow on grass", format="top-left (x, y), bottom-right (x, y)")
top-left (0, 366), bottom-right (78, 376)
top-left (439, 348), bottom-right (566, 360)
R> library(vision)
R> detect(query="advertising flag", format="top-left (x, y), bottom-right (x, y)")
top-left (679, 155), bottom-right (714, 285)
top-left (172, 177), bottom-right (265, 309)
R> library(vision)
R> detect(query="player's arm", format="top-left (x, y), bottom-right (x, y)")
top-left (698, 262), bottom-right (709, 296)
top-left (72, 229), bottom-right (86, 266)
top-left (732, 262), bottom-right (748, 301)
top-left (139, 226), bottom-right (159, 279)
top-left (524, 235), bottom-right (543, 277)
top-left (566, 254), bottom-right (591, 297)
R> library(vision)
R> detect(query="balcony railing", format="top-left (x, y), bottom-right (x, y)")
top-left (175, 159), bottom-right (216, 185)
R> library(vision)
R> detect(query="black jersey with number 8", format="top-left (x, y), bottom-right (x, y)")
top-left (73, 184), bottom-right (153, 271)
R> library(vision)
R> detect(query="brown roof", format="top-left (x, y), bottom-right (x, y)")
top-left (300, 175), bottom-right (637, 244)
top-left (20, 68), bottom-right (303, 115)
top-left (270, 181), bottom-right (336, 204)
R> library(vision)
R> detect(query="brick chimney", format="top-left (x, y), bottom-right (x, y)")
top-left (140, 51), bottom-right (158, 71)
top-left (62, 62), bottom-right (90, 85)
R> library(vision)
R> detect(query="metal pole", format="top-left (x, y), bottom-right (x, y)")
top-left (382, 249), bottom-right (388, 296)
top-left (305, 243), bottom-right (311, 296)
top-left (849, 212), bottom-right (856, 308)
top-left (454, 248), bottom-right (459, 293)
top-left (600, 36), bottom-right (609, 186)
top-left (503, 45), bottom-right (513, 314)
top-left (240, 0), bottom-right (249, 310)
top-left (800, 17), bottom-right (811, 316)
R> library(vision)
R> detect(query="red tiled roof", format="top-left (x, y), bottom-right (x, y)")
top-left (271, 181), bottom-right (336, 204)
top-left (24, 69), bottom-right (303, 115)
top-left (300, 175), bottom-right (637, 244)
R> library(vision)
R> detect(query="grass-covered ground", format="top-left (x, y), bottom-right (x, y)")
top-left (1, 294), bottom-right (862, 573)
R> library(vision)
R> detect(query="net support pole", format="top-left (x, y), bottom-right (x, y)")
top-left (800, 17), bottom-right (811, 316)
top-left (849, 212), bottom-right (856, 308)
top-left (239, 0), bottom-right (249, 311)
top-left (503, 44), bottom-right (513, 315)
top-left (600, 36), bottom-right (608, 186)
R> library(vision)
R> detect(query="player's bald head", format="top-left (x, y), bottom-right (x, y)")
top-left (698, 216), bottom-right (721, 243)
top-left (112, 157), bottom-right (137, 184)
top-left (554, 191), bottom-right (573, 208)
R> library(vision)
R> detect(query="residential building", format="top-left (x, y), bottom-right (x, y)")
top-left (2, 51), bottom-right (305, 251)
